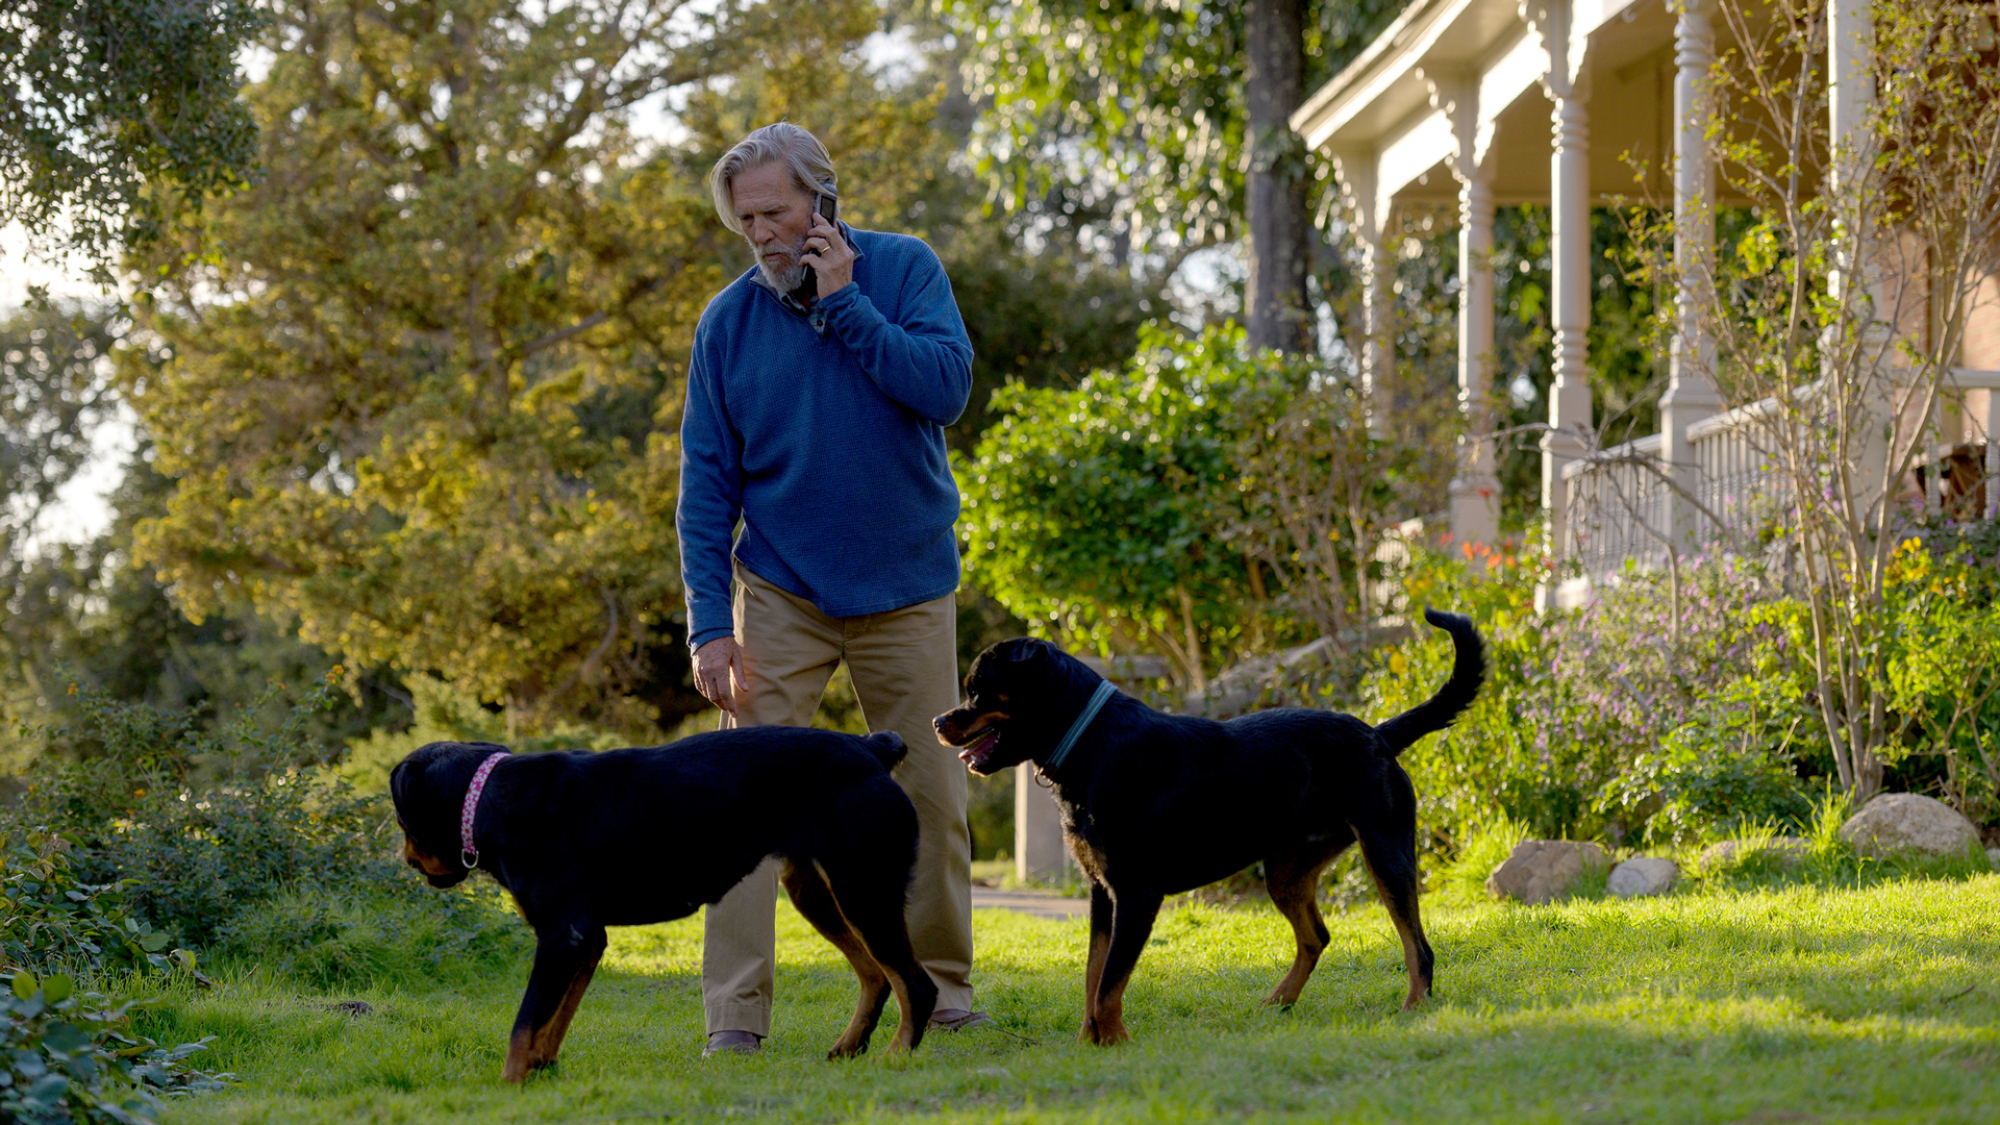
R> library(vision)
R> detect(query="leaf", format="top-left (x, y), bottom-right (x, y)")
top-left (10, 971), bottom-right (37, 1000)
top-left (41, 1021), bottom-right (90, 1053)
top-left (140, 932), bottom-right (171, 952)
top-left (39, 975), bottom-right (74, 1003)
top-left (26, 1073), bottom-right (70, 1102)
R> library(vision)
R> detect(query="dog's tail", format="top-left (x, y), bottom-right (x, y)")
top-left (863, 730), bottom-right (909, 772)
top-left (1373, 608), bottom-right (1486, 756)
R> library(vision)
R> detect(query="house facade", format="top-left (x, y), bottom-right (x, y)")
top-left (1292, 0), bottom-right (2000, 600)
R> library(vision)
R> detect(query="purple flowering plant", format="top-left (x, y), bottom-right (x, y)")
top-left (1346, 540), bottom-right (1833, 855)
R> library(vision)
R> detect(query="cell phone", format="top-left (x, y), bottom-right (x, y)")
top-left (800, 184), bottom-right (839, 299)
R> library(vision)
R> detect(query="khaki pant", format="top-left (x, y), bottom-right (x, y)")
top-left (702, 561), bottom-right (973, 1037)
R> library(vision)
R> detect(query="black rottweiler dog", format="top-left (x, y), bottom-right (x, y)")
top-left (389, 730), bottom-right (938, 1079)
top-left (934, 608), bottom-right (1484, 1045)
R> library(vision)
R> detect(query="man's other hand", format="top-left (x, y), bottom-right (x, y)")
top-left (802, 213), bottom-right (854, 297)
top-left (695, 637), bottom-right (746, 715)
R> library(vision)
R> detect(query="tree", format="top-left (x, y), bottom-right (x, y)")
top-left (0, 301), bottom-right (119, 739)
top-left (120, 0), bottom-right (1160, 735)
top-left (940, 0), bottom-right (1398, 353)
top-left (0, 0), bottom-right (261, 286)
top-left (121, 0), bottom-right (875, 733)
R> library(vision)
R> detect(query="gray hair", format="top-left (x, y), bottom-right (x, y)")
top-left (708, 123), bottom-right (837, 236)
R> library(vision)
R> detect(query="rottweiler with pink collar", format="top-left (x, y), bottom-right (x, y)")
top-left (389, 730), bottom-right (936, 1080)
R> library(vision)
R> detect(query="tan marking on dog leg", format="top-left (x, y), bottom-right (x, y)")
top-left (1078, 927), bottom-right (1110, 1042)
top-left (1359, 847), bottom-right (1433, 1011)
top-left (531, 947), bottom-right (602, 1065)
top-left (1091, 993), bottom-right (1130, 1046)
top-left (503, 1027), bottom-right (536, 1083)
top-left (1394, 920), bottom-right (1430, 1010)
top-left (882, 968), bottom-right (918, 1052)
top-left (782, 861), bottom-right (890, 1058)
top-left (1262, 857), bottom-right (1332, 1007)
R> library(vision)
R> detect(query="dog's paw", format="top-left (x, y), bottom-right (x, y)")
top-left (1079, 1017), bottom-right (1130, 1046)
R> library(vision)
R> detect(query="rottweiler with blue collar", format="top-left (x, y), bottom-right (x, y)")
top-left (389, 728), bottom-right (937, 1080)
top-left (933, 608), bottom-right (1484, 1045)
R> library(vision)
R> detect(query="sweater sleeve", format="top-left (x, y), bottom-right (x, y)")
top-left (818, 240), bottom-right (974, 426)
top-left (675, 319), bottom-right (742, 652)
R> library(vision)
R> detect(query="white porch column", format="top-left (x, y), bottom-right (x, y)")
top-left (1659, 0), bottom-right (1721, 551)
top-left (1531, 0), bottom-right (1593, 559)
top-left (1427, 70), bottom-right (1501, 549)
top-left (1828, 0), bottom-right (1895, 525)
top-left (1827, 0), bottom-right (1879, 314)
top-left (1014, 768), bottom-right (1068, 882)
top-left (1335, 147), bottom-right (1394, 431)
top-left (1982, 387), bottom-right (2000, 520)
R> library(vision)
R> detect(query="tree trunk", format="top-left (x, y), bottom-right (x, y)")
top-left (1244, 0), bottom-right (1314, 355)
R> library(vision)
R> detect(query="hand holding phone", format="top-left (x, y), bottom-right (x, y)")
top-left (799, 184), bottom-right (845, 301)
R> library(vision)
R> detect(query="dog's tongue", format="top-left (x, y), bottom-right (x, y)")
top-left (957, 730), bottom-right (1001, 770)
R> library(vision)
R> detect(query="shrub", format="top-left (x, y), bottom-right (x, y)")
top-left (0, 829), bottom-right (181, 979)
top-left (959, 323), bottom-right (1269, 689)
top-left (960, 322), bottom-right (1427, 691)
top-left (9, 674), bottom-right (522, 976)
top-left (1607, 696), bottom-right (1816, 845)
top-left (1878, 528), bottom-right (2000, 823)
top-left (1341, 544), bottom-right (1824, 853)
top-left (0, 971), bottom-right (228, 1125)
top-left (338, 672), bottom-right (630, 793)
top-left (19, 679), bottom-right (403, 950)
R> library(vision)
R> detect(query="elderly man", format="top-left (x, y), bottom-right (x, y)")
top-left (676, 122), bottom-right (984, 1056)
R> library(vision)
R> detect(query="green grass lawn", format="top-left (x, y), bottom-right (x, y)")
top-left (150, 872), bottom-right (2000, 1124)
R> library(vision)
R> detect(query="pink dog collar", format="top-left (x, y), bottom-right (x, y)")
top-left (460, 751), bottom-right (508, 869)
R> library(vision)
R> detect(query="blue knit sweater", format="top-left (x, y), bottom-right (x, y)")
top-left (676, 226), bottom-right (974, 651)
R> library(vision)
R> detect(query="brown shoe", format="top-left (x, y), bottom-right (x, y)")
top-left (702, 1030), bottom-right (762, 1057)
top-left (927, 1008), bottom-right (993, 1031)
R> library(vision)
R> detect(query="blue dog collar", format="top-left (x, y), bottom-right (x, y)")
top-left (1043, 680), bottom-right (1117, 775)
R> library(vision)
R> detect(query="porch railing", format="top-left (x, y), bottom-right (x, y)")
top-left (1558, 368), bottom-right (2000, 580)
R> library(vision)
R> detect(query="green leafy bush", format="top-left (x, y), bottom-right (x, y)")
top-left (1345, 531), bottom-right (2000, 858)
top-left (338, 672), bottom-right (630, 793)
top-left (10, 675), bottom-right (525, 978)
top-left (0, 829), bottom-right (181, 978)
top-left (18, 679), bottom-right (402, 950)
top-left (0, 971), bottom-right (228, 1125)
top-left (1336, 544), bottom-right (1822, 853)
top-left (1878, 529), bottom-right (2000, 823)
top-left (959, 324), bottom-right (1264, 687)
top-left (1608, 699), bottom-right (1815, 845)
top-left (961, 322), bottom-right (1422, 690)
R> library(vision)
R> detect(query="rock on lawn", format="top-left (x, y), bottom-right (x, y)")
top-left (1486, 840), bottom-right (1609, 905)
top-left (1698, 837), bottom-right (1810, 870)
top-left (1607, 857), bottom-right (1678, 897)
top-left (1838, 793), bottom-right (1980, 858)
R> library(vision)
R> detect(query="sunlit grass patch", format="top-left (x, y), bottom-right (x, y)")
top-left (155, 874), bottom-right (2000, 1124)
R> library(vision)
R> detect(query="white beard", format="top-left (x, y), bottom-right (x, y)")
top-left (753, 239), bottom-right (807, 291)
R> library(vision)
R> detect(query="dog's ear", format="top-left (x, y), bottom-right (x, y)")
top-left (1006, 638), bottom-right (1050, 664)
